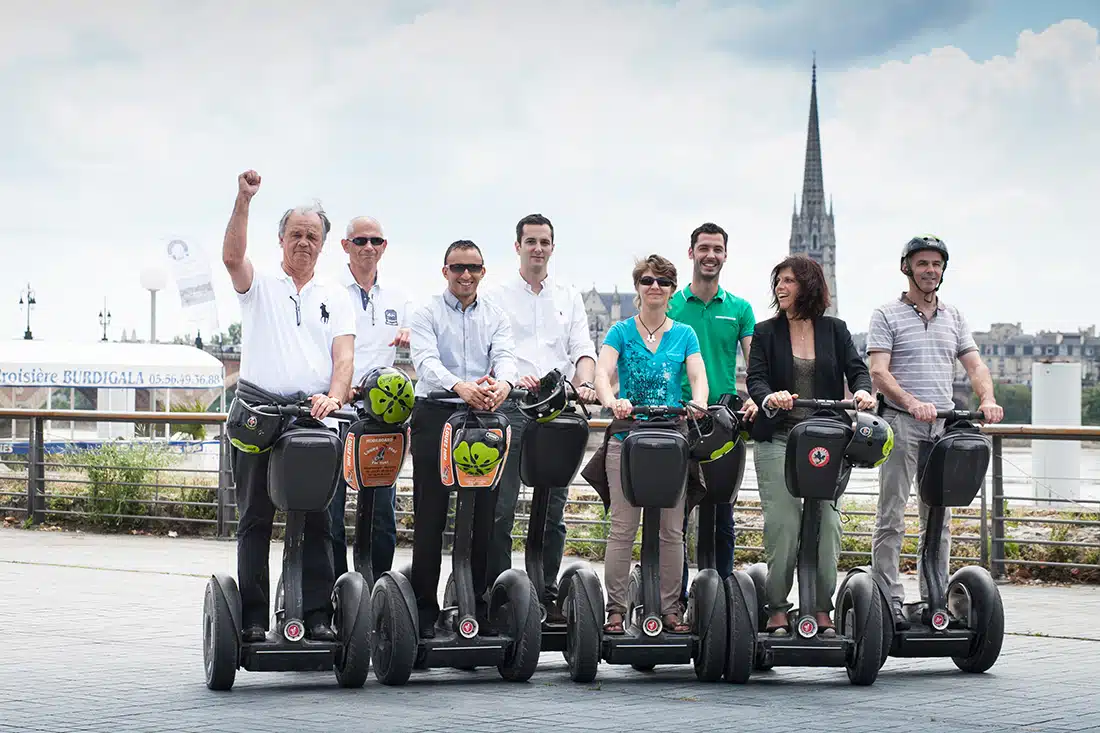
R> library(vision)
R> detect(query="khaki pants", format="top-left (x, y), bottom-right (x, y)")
top-left (871, 409), bottom-right (948, 604)
top-left (753, 436), bottom-right (842, 614)
top-left (603, 438), bottom-right (686, 617)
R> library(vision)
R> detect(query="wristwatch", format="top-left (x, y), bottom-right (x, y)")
top-left (579, 381), bottom-right (595, 390)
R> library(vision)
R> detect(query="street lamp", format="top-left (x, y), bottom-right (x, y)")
top-left (140, 262), bottom-right (169, 343)
top-left (98, 298), bottom-right (111, 341)
top-left (18, 283), bottom-right (35, 340)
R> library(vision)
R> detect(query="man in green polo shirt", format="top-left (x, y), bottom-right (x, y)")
top-left (668, 222), bottom-right (757, 602)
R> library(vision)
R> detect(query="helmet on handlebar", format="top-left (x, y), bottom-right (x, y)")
top-left (844, 411), bottom-right (895, 468)
top-left (226, 398), bottom-right (285, 454)
top-left (358, 366), bottom-right (415, 425)
top-left (517, 369), bottom-right (570, 423)
top-left (687, 404), bottom-right (739, 463)
top-left (451, 414), bottom-right (507, 477)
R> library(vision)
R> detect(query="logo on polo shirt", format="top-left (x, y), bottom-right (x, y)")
top-left (385, 308), bottom-right (398, 326)
top-left (320, 303), bottom-right (330, 323)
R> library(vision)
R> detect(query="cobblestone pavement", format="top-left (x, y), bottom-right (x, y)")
top-left (2, 527), bottom-right (1099, 732)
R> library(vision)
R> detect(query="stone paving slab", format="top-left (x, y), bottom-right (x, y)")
top-left (1, 527), bottom-right (1099, 732)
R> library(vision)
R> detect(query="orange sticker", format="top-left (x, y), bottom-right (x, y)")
top-left (440, 423), bottom-right (454, 486)
top-left (356, 433), bottom-right (407, 488)
top-left (342, 433), bottom-right (359, 491)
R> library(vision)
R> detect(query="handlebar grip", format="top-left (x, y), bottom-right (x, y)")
top-left (427, 390), bottom-right (459, 400)
top-left (938, 409), bottom-right (985, 421)
top-left (790, 399), bottom-right (856, 410)
top-left (629, 405), bottom-right (687, 417)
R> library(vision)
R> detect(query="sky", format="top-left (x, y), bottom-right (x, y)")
top-left (2, 0), bottom-right (1098, 346)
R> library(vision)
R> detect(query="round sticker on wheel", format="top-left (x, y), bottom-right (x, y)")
top-left (459, 617), bottom-right (478, 638)
top-left (643, 616), bottom-right (661, 636)
top-left (931, 611), bottom-right (949, 630)
top-left (808, 446), bottom-right (830, 468)
top-left (284, 620), bottom-right (304, 642)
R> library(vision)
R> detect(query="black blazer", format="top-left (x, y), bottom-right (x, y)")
top-left (746, 314), bottom-right (872, 442)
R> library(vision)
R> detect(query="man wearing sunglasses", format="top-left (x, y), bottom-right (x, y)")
top-left (407, 240), bottom-right (518, 637)
top-left (666, 222), bottom-right (757, 610)
top-left (483, 213), bottom-right (598, 623)
top-left (222, 170), bottom-right (356, 644)
top-left (327, 216), bottom-right (414, 585)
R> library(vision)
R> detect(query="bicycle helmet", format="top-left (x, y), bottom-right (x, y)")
top-left (517, 369), bottom-right (570, 423)
top-left (452, 415), bottom-right (507, 477)
top-left (901, 235), bottom-right (949, 272)
top-left (687, 404), bottom-right (739, 463)
top-left (358, 366), bottom-right (415, 425)
top-left (226, 398), bottom-right (284, 454)
top-left (844, 411), bottom-right (895, 468)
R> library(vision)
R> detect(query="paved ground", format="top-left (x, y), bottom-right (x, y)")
top-left (2, 526), bottom-right (1099, 733)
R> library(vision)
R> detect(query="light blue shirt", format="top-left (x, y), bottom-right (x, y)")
top-left (409, 290), bottom-right (518, 399)
top-left (603, 319), bottom-right (700, 407)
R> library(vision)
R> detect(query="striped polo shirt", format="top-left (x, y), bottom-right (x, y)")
top-left (865, 293), bottom-right (977, 411)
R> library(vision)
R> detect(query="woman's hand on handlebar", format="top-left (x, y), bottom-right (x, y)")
top-left (608, 397), bottom-right (633, 420)
top-left (764, 391), bottom-right (798, 411)
top-left (852, 390), bottom-right (875, 411)
top-left (309, 393), bottom-right (342, 420)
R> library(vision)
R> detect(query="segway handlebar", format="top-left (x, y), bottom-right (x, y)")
top-left (935, 408), bottom-right (986, 422)
top-left (790, 398), bottom-right (858, 411)
top-left (250, 403), bottom-right (360, 423)
top-left (629, 405), bottom-right (689, 418)
top-left (425, 387), bottom-right (531, 403)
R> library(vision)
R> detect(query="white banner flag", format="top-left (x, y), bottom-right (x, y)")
top-left (166, 239), bottom-right (220, 334)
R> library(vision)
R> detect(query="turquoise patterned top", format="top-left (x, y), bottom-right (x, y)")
top-left (604, 318), bottom-right (701, 420)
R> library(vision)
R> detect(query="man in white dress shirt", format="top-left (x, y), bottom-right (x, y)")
top-left (408, 240), bottom-right (518, 637)
top-left (222, 170), bottom-right (355, 643)
top-left (484, 214), bottom-right (598, 623)
top-left (328, 215), bottom-right (413, 583)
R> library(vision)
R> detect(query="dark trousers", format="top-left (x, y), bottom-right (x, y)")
top-left (681, 504), bottom-right (737, 601)
top-left (328, 478), bottom-right (398, 581)
top-left (410, 400), bottom-right (497, 629)
top-left (233, 441), bottom-right (335, 630)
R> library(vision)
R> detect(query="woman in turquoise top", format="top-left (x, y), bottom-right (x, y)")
top-left (593, 254), bottom-right (708, 635)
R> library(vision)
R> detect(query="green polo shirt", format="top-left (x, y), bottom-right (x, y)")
top-left (667, 284), bottom-right (756, 404)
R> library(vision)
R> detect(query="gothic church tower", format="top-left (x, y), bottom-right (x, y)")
top-left (788, 59), bottom-right (838, 317)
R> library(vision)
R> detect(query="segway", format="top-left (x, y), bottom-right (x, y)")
top-left (736, 399), bottom-right (890, 686)
top-left (202, 400), bottom-right (374, 691)
top-left (837, 404), bottom-right (1004, 673)
top-left (368, 388), bottom-right (543, 685)
top-left (562, 403), bottom-right (730, 682)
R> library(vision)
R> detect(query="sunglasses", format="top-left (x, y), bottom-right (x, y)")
top-left (350, 236), bottom-right (385, 247)
top-left (447, 263), bottom-right (484, 274)
top-left (639, 275), bottom-right (674, 288)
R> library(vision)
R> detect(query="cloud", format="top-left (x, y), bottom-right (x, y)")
top-left (0, 3), bottom-right (1096, 350)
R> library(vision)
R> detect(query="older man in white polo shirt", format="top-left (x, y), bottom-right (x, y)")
top-left (222, 169), bottom-right (355, 644)
top-left (483, 213), bottom-right (597, 622)
top-left (328, 215), bottom-right (413, 584)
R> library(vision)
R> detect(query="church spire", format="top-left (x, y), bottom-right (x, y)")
top-left (801, 55), bottom-right (825, 215)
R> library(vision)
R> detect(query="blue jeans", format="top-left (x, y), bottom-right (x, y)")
top-left (328, 476), bottom-right (398, 582)
top-left (680, 503), bottom-right (736, 605)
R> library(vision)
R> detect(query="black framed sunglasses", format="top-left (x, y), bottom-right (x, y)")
top-left (639, 275), bottom-right (674, 288)
top-left (350, 236), bottom-right (385, 247)
top-left (447, 263), bottom-right (484, 274)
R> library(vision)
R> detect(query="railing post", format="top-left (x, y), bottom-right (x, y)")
top-left (216, 426), bottom-right (228, 538)
top-left (26, 416), bottom-right (45, 524)
top-left (990, 435), bottom-right (1005, 579)
top-left (979, 473), bottom-right (988, 570)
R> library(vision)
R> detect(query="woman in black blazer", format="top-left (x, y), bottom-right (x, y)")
top-left (746, 255), bottom-right (875, 637)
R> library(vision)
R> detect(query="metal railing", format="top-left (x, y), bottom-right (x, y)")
top-left (1, 408), bottom-right (1098, 581)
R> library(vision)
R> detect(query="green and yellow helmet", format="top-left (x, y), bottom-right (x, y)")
top-left (845, 411), bottom-right (895, 468)
top-left (357, 366), bottom-right (415, 426)
top-left (687, 404), bottom-right (740, 464)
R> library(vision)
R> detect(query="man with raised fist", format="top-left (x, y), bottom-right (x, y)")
top-left (222, 169), bottom-right (356, 644)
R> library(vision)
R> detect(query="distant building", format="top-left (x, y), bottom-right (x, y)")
top-left (789, 60), bottom-right (839, 318)
top-left (583, 287), bottom-right (639, 348)
top-left (971, 323), bottom-right (1099, 386)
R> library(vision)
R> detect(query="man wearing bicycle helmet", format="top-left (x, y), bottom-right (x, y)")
top-left (483, 213), bottom-right (598, 622)
top-left (327, 215), bottom-right (414, 584)
top-left (408, 240), bottom-right (518, 637)
top-left (866, 235), bottom-right (1003, 630)
top-left (222, 170), bottom-right (356, 644)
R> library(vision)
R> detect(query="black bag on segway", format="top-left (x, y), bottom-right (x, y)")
top-left (268, 426), bottom-right (344, 513)
top-left (440, 409), bottom-right (511, 491)
top-left (517, 369), bottom-right (591, 489)
top-left (784, 417), bottom-right (854, 502)
top-left (917, 419), bottom-right (992, 508)
top-left (620, 421), bottom-right (690, 509)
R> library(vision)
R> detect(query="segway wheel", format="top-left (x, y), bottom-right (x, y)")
top-left (495, 575), bottom-right (542, 682)
top-left (744, 563), bottom-right (773, 671)
top-left (690, 571), bottom-right (727, 682)
top-left (839, 573), bottom-right (884, 686)
top-left (563, 575), bottom-right (601, 683)
top-left (724, 572), bottom-right (755, 684)
top-left (273, 573), bottom-right (284, 624)
top-left (370, 574), bottom-right (417, 686)
top-left (625, 566), bottom-right (654, 672)
top-left (333, 575), bottom-right (372, 688)
top-left (203, 578), bottom-right (238, 691)
top-left (837, 567), bottom-right (892, 669)
top-left (948, 567), bottom-right (1005, 674)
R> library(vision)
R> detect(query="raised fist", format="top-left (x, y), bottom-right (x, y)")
top-left (238, 170), bottom-right (261, 199)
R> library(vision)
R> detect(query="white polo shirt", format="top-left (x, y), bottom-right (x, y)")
top-left (237, 264), bottom-right (356, 399)
top-left (338, 264), bottom-right (412, 383)
top-left (483, 271), bottom-right (596, 382)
